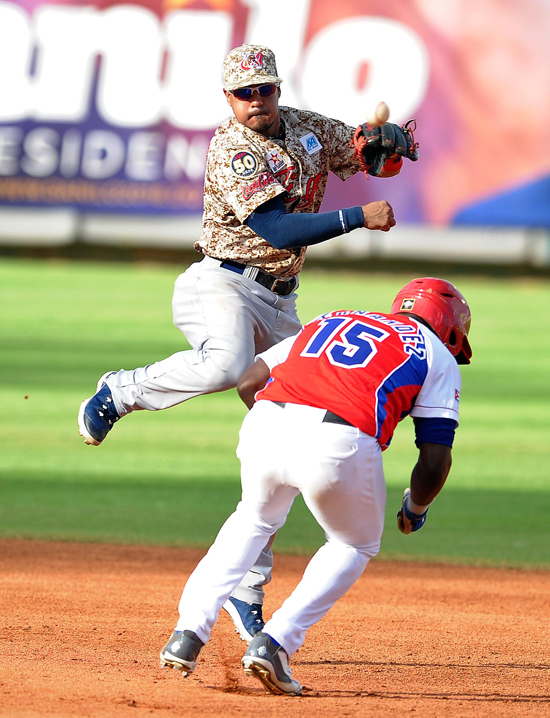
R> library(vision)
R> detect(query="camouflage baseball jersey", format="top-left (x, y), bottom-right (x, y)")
top-left (195, 106), bottom-right (363, 277)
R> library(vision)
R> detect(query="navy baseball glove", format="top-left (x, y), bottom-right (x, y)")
top-left (397, 488), bottom-right (429, 534)
top-left (352, 120), bottom-right (419, 177)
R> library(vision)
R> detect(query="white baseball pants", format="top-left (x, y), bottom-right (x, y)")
top-left (106, 255), bottom-right (302, 604)
top-left (175, 401), bottom-right (387, 656)
top-left (108, 255), bottom-right (301, 414)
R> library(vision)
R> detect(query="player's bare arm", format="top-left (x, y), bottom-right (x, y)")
top-left (397, 443), bottom-right (452, 535)
top-left (410, 442), bottom-right (452, 507)
top-left (237, 359), bottom-right (270, 409)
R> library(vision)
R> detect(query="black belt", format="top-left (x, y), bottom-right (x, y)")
top-left (219, 259), bottom-right (297, 297)
top-left (271, 401), bottom-right (354, 427)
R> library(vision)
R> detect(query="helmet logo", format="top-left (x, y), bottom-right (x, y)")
top-left (400, 298), bottom-right (415, 311)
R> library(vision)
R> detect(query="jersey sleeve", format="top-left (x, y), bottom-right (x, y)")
top-left (256, 333), bottom-right (299, 371)
top-left (323, 116), bottom-right (363, 181)
top-left (410, 330), bottom-right (462, 424)
top-left (207, 142), bottom-right (287, 223)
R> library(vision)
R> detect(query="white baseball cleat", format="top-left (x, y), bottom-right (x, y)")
top-left (242, 632), bottom-right (302, 696)
top-left (159, 630), bottom-right (204, 676)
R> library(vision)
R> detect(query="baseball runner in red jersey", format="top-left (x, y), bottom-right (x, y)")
top-left (158, 278), bottom-right (472, 695)
top-left (78, 44), bottom-right (416, 641)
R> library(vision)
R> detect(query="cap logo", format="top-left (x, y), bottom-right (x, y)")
top-left (400, 298), bottom-right (416, 311)
top-left (241, 51), bottom-right (263, 71)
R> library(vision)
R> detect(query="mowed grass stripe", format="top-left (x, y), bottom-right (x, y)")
top-left (1, 258), bottom-right (549, 567)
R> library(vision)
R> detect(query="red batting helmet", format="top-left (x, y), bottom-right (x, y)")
top-left (391, 277), bottom-right (472, 364)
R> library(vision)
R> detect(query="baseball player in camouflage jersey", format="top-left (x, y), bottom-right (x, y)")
top-left (78, 44), bottom-right (408, 641)
top-left (158, 277), bottom-right (472, 695)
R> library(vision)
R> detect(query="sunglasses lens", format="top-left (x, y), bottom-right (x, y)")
top-left (258, 84), bottom-right (277, 97)
top-left (233, 87), bottom-right (253, 101)
top-left (233, 84), bottom-right (277, 101)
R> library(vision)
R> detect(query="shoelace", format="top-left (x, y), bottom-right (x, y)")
top-left (97, 395), bottom-right (119, 426)
top-left (250, 609), bottom-right (262, 625)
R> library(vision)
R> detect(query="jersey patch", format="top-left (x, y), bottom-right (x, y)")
top-left (265, 148), bottom-right (286, 174)
top-left (299, 132), bottom-right (323, 155)
top-left (231, 150), bottom-right (259, 178)
top-left (242, 172), bottom-right (275, 200)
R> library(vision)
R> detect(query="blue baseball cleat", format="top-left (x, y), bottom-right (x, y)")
top-left (78, 371), bottom-right (120, 446)
top-left (223, 596), bottom-right (265, 643)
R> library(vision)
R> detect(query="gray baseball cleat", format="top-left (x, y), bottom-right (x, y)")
top-left (159, 630), bottom-right (204, 676)
top-left (242, 632), bottom-right (302, 696)
top-left (222, 596), bottom-right (264, 643)
top-left (78, 371), bottom-right (120, 445)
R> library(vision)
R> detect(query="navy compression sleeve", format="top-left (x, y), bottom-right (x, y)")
top-left (413, 417), bottom-right (457, 448)
top-left (245, 195), bottom-right (364, 250)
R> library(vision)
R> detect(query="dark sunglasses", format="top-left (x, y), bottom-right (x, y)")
top-left (231, 84), bottom-right (279, 101)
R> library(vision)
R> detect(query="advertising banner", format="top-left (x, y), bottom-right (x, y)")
top-left (1, 0), bottom-right (550, 226)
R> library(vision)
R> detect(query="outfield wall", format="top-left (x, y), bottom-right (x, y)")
top-left (2, 0), bottom-right (550, 266)
top-left (1, 206), bottom-right (549, 268)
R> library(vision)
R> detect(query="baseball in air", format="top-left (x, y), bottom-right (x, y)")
top-left (365, 102), bottom-right (390, 127)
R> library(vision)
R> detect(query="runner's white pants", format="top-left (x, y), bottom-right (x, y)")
top-left (105, 255), bottom-right (302, 604)
top-left (175, 401), bottom-right (387, 656)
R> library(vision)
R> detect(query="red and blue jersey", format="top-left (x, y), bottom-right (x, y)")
top-left (256, 310), bottom-right (461, 449)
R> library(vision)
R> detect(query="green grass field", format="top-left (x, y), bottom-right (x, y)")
top-left (1, 258), bottom-right (549, 568)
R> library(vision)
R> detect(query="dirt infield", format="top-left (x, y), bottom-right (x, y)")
top-left (1, 540), bottom-right (549, 718)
